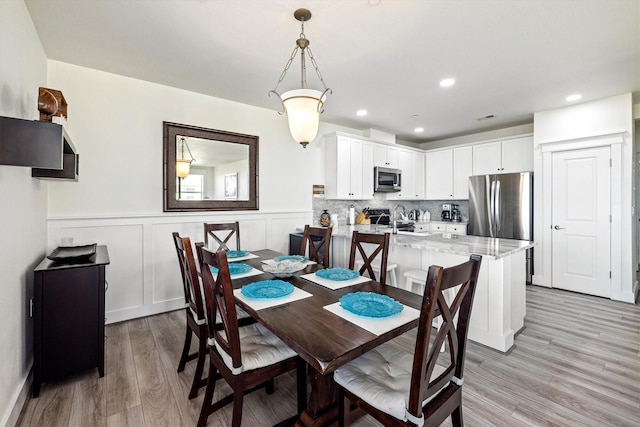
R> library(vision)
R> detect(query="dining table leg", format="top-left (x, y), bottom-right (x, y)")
top-left (295, 368), bottom-right (338, 427)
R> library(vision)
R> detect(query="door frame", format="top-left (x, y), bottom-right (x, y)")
top-left (540, 133), bottom-right (623, 298)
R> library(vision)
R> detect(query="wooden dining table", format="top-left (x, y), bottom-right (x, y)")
top-left (229, 249), bottom-right (423, 427)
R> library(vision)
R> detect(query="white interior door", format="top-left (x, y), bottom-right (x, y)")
top-left (552, 147), bottom-right (611, 297)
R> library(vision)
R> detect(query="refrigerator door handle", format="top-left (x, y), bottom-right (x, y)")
top-left (494, 180), bottom-right (501, 233)
top-left (489, 180), bottom-right (496, 236)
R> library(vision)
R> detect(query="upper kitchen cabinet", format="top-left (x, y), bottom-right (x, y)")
top-left (388, 148), bottom-right (425, 200)
top-left (0, 116), bottom-right (79, 180)
top-left (373, 144), bottom-right (399, 168)
top-left (425, 146), bottom-right (472, 200)
top-left (472, 136), bottom-right (533, 175)
top-left (324, 133), bottom-right (373, 200)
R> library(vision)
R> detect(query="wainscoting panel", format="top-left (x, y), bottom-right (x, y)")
top-left (51, 223), bottom-right (145, 321)
top-left (47, 211), bottom-right (312, 324)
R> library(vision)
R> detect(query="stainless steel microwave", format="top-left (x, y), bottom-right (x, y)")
top-left (374, 166), bottom-right (401, 192)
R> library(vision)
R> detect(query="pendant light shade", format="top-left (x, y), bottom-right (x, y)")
top-left (281, 89), bottom-right (325, 148)
top-left (176, 159), bottom-right (191, 179)
top-left (270, 9), bottom-right (331, 148)
top-left (176, 137), bottom-right (195, 178)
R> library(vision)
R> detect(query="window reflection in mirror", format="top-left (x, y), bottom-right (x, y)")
top-left (163, 122), bottom-right (258, 211)
top-left (175, 137), bottom-right (250, 201)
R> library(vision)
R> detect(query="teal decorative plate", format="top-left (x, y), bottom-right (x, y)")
top-left (226, 250), bottom-right (249, 259)
top-left (274, 255), bottom-right (308, 262)
top-left (316, 268), bottom-right (359, 281)
top-left (241, 280), bottom-right (294, 300)
top-left (210, 263), bottom-right (252, 276)
top-left (340, 292), bottom-right (403, 318)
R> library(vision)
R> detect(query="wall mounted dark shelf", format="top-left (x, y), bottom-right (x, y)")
top-left (0, 116), bottom-right (78, 180)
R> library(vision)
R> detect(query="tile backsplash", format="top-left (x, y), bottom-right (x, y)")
top-left (312, 193), bottom-right (468, 226)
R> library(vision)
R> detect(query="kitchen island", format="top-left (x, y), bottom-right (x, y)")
top-left (329, 224), bottom-right (534, 352)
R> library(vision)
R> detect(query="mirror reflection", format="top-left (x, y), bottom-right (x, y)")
top-left (175, 137), bottom-right (250, 201)
top-left (163, 122), bottom-right (258, 212)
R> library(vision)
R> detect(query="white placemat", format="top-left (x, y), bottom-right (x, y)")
top-left (211, 267), bottom-right (264, 280)
top-left (227, 252), bottom-right (260, 262)
top-left (262, 258), bottom-right (317, 266)
top-left (301, 272), bottom-right (370, 290)
top-left (324, 301), bottom-right (420, 336)
top-left (234, 287), bottom-right (313, 310)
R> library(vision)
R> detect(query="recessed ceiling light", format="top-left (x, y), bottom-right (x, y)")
top-left (439, 78), bottom-right (455, 87)
top-left (414, 127), bottom-right (424, 133)
top-left (566, 94), bottom-right (582, 102)
top-left (356, 109), bottom-right (367, 117)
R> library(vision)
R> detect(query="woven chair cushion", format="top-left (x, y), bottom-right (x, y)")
top-left (209, 323), bottom-right (296, 374)
top-left (334, 342), bottom-right (446, 422)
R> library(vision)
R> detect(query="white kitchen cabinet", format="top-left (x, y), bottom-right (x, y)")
top-left (414, 151), bottom-right (425, 199)
top-left (413, 222), bottom-right (430, 233)
top-left (373, 144), bottom-right (399, 168)
top-left (430, 221), bottom-right (467, 235)
top-left (446, 223), bottom-right (468, 234)
top-left (425, 149), bottom-right (453, 199)
top-left (361, 141), bottom-right (374, 199)
top-left (452, 146), bottom-right (473, 198)
top-left (472, 136), bottom-right (533, 175)
top-left (324, 133), bottom-right (373, 200)
top-left (430, 222), bottom-right (447, 233)
top-left (501, 136), bottom-right (533, 173)
top-left (425, 146), bottom-right (472, 200)
top-left (388, 149), bottom-right (424, 200)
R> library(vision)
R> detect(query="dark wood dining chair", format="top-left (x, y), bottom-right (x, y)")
top-left (300, 225), bottom-right (332, 267)
top-left (204, 221), bottom-right (241, 251)
top-left (172, 232), bottom-right (208, 399)
top-left (196, 246), bottom-right (307, 427)
top-left (348, 231), bottom-right (391, 285)
top-left (334, 254), bottom-right (482, 427)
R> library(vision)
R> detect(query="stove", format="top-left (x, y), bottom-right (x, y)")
top-left (366, 208), bottom-right (391, 225)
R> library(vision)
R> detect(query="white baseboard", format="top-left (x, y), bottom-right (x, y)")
top-left (1, 367), bottom-right (31, 427)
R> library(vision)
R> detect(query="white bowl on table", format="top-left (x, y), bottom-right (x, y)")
top-left (262, 260), bottom-right (306, 278)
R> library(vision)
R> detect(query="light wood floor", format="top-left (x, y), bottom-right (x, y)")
top-left (17, 285), bottom-right (640, 427)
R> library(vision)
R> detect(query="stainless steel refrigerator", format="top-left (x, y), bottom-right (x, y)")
top-left (468, 172), bottom-right (533, 283)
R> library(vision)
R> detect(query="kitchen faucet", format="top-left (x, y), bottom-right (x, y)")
top-left (392, 204), bottom-right (406, 234)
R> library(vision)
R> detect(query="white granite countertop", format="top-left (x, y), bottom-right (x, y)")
top-left (329, 224), bottom-right (534, 260)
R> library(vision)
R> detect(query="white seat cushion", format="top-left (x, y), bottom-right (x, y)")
top-left (208, 323), bottom-right (296, 375)
top-left (334, 343), bottom-right (446, 422)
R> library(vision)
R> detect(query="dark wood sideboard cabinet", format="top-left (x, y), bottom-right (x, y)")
top-left (32, 245), bottom-right (110, 397)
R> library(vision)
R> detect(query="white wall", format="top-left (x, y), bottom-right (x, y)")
top-left (43, 61), bottom-right (363, 324)
top-left (533, 93), bottom-right (636, 302)
top-left (0, 2), bottom-right (48, 426)
top-left (45, 60), bottom-right (355, 216)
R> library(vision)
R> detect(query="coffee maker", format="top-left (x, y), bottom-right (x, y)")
top-left (451, 204), bottom-right (462, 222)
top-left (441, 204), bottom-right (451, 221)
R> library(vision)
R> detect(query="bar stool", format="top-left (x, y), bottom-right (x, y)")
top-left (404, 268), bottom-right (453, 353)
top-left (403, 269), bottom-right (428, 293)
top-left (355, 260), bottom-right (398, 287)
top-left (405, 269), bottom-right (457, 328)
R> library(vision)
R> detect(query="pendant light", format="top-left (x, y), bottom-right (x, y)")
top-left (176, 137), bottom-right (195, 179)
top-left (269, 8), bottom-right (332, 148)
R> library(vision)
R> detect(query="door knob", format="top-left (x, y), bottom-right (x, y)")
top-left (553, 225), bottom-right (566, 230)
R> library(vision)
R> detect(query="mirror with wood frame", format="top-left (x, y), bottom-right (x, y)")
top-left (163, 122), bottom-right (258, 211)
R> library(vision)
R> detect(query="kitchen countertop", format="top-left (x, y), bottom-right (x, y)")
top-left (328, 224), bottom-right (534, 260)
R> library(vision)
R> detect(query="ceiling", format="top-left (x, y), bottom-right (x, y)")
top-left (24, 0), bottom-right (640, 144)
